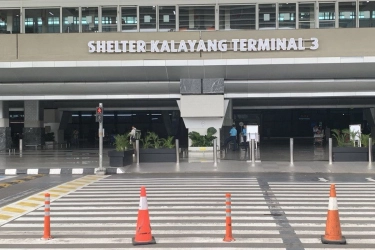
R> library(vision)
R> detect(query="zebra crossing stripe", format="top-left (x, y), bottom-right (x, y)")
top-left (0, 175), bottom-right (107, 226)
top-left (1, 178), bottom-right (375, 249)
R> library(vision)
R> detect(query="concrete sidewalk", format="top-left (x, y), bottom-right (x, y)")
top-left (0, 148), bottom-right (374, 174)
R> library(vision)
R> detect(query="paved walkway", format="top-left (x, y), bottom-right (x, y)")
top-left (0, 148), bottom-right (374, 174)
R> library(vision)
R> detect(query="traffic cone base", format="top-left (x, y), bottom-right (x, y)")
top-left (321, 235), bottom-right (346, 244)
top-left (132, 236), bottom-right (156, 246)
top-left (223, 235), bottom-right (235, 242)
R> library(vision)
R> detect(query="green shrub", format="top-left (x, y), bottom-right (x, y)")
top-left (114, 134), bottom-right (131, 151)
top-left (188, 127), bottom-right (217, 147)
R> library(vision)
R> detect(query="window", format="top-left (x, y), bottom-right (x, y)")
top-left (82, 7), bottom-right (98, 33)
top-left (0, 9), bottom-right (20, 34)
top-left (25, 8), bottom-right (60, 33)
top-left (359, 1), bottom-right (375, 27)
top-left (62, 8), bottom-right (79, 33)
top-left (179, 6), bottom-right (215, 31)
top-left (259, 4), bottom-right (276, 29)
top-left (279, 3), bottom-right (296, 29)
top-left (140, 6), bottom-right (156, 32)
top-left (339, 2), bottom-right (356, 28)
top-left (299, 3), bottom-right (315, 29)
top-left (121, 7), bottom-right (137, 32)
top-left (219, 5), bottom-right (255, 30)
top-left (159, 6), bottom-right (176, 31)
top-left (319, 2), bottom-right (335, 28)
top-left (102, 7), bottom-right (117, 32)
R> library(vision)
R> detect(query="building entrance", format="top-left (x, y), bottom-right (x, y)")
top-left (221, 108), bottom-right (370, 162)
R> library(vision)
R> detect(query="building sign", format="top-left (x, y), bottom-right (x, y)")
top-left (88, 38), bottom-right (318, 53)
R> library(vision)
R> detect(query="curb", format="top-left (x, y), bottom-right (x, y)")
top-left (0, 167), bottom-right (125, 175)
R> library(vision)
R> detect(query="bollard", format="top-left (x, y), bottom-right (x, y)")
top-left (213, 139), bottom-right (217, 166)
top-left (42, 193), bottom-right (52, 240)
top-left (223, 193), bottom-right (235, 242)
top-left (290, 138), bottom-right (294, 166)
top-left (136, 139), bottom-right (140, 165)
top-left (329, 138), bottom-right (333, 165)
top-left (369, 138), bottom-right (373, 163)
top-left (251, 139), bottom-right (255, 164)
top-left (247, 140), bottom-right (251, 162)
top-left (19, 139), bottom-right (22, 153)
top-left (176, 139), bottom-right (179, 164)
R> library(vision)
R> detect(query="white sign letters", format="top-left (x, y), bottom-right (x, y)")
top-left (88, 38), bottom-right (319, 53)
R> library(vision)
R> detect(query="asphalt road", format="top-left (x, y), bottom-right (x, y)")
top-left (0, 173), bottom-right (375, 249)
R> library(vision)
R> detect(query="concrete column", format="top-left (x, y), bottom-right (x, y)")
top-left (0, 101), bottom-right (11, 150)
top-left (23, 100), bottom-right (44, 147)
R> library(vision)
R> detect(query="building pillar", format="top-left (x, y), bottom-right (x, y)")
top-left (23, 100), bottom-right (44, 147)
top-left (0, 101), bottom-right (11, 150)
top-left (364, 108), bottom-right (375, 139)
top-left (177, 78), bottom-right (227, 150)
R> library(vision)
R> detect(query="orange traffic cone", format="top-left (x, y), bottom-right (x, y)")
top-left (223, 193), bottom-right (235, 242)
top-left (321, 184), bottom-right (346, 244)
top-left (132, 186), bottom-right (156, 246)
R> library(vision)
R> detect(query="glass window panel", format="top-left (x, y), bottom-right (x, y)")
top-left (102, 7), bottom-right (117, 32)
top-left (25, 8), bottom-right (60, 33)
top-left (62, 7), bottom-right (79, 33)
top-left (259, 4), bottom-right (276, 29)
top-left (359, 1), bottom-right (375, 27)
top-left (179, 6), bottom-right (215, 31)
top-left (299, 3), bottom-right (315, 29)
top-left (140, 6), bottom-right (156, 32)
top-left (339, 2), bottom-right (356, 28)
top-left (159, 6), bottom-right (176, 31)
top-left (319, 2), bottom-right (335, 28)
top-left (82, 7), bottom-right (98, 33)
top-left (219, 5), bottom-right (255, 30)
top-left (121, 7), bottom-right (137, 32)
top-left (279, 3), bottom-right (296, 29)
top-left (0, 9), bottom-right (20, 34)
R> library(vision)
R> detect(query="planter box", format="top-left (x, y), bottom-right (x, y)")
top-left (333, 147), bottom-right (374, 162)
top-left (108, 150), bottom-right (133, 167)
top-left (139, 148), bottom-right (176, 162)
top-left (188, 147), bottom-right (214, 152)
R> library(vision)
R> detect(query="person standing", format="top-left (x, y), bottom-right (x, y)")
top-left (129, 126), bottom-right (137, 154)
top-left (224, 125), bottom-right (238, 151)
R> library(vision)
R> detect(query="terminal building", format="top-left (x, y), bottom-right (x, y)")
top-left (0, 0), bottom-right (375, 158)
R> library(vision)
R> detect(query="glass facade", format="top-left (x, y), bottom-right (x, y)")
top-left (102, 7), bottom-right (117, 32)
top-left (0, 9), bottom-right (20, 34)
top-left (359, 1), bottom-right (375, 27)
top-left (299, 3), bottom-right (315, 29)
top-left (219, 5), bottom-right (256, 30)
top-left (1, 2), bottom-right (375, 34)
top-left (139, 6), bottom-right (156, 32)
top-left (259, 4), bottom-right (276, 29)
top-left (159, 6), bottom-right (176, 31)
top-left (62, 8), bottom-right (79, 33)
top-left (25, 8), bottom-right (60, 33)
top-left (339, 2), bottom-right (356, 28)
top-left (279, 3), bottom-right (296, 29)
top-left (179, 6), bottom-right (215, 30)
top-left (121, 7), bottom-right (137, 32)
top-left (82, 7), bottom-right (98, 32)
top-left (319, 2), bottom-right (335, 28)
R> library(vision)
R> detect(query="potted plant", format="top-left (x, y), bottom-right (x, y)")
top-left (108, 134), bottom-right (133, 167)
top-left (332, 129), bottom-right (374, 162)
top-left (139, 132), bottom-right (177, 162)
top-left (188, 127), bottom-right (217, 152)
